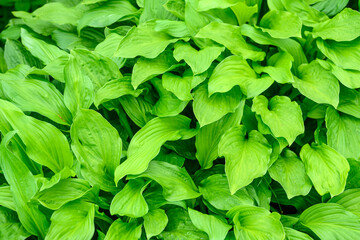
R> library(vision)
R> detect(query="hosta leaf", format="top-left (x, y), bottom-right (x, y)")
top-left (337, 87), bottom-right (360, 118)
top-left (130, 161), bottom-right (201, 201)
top-left (0, 186), bottom-right (16, 211)
top-left (143, 209), bottom-right (168, 239)
top-left (299, 203), bottom-right (360, 240)
top-left (325, 107), bottom-right (360, 160)
top-left (4, 39), bottom-right (42, 69)
top-left (0, 100), bottom-right (73, 173)
top-left (0, 207), bottom-right (30, 240)
top-left (208, 55), bottom-right (274, 98)
top-left (196, 22), bottom-right (266, 61)
top-left (218, 125), bottom-right (272, 194)
top-left (293, 60), bottom-right (340, 108)
top-left (71, 109), bottom-right (121, 192)
top-left (162, 72), bottom-right (193, 101)
top-left (259, 10), bottom-right (302, 39)
top-left (284, 227), bottom-right (313, 240)
top-left (329, 189), bottom-right (360, 217)
top-left (173, 41), bottom-right (224, 75)
top-left (268, 149), bottom-right (312, 199)
top-left (312, 8), bottom-right (360, 41)
top-left (45, 201), bottom-right (95, 240)
top-left (193, 84), bottom-right (244, 127)
top-left (188, 208), bottom-right (232, 240)
top-left (104, 219), bottom-right (142, 240)
top-left (114, 115), bottom-right (198, 182)
top-left (252, 95), bottom-right (304, 145)
top-left (115, 21), bottom-right (179, 59)
top-left (110, 179), bottom-right (149, 218)
top-left (227, 205), bottom-right (285, 240)
top-left (139, 0), bottom-right (177, 23)
top-left (300, 143), bottom-right (350, 196)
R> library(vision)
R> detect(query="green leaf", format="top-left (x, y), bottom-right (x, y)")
top-left (195, 104), bottom-right (244, 169)
top-left (218, 125), bottom-right (272, 194)
top-left (110, 179), bottom-right (149, 218)
top-left (299, 203), bottom-right (360, 239)
top-left (45, 201), bottom-right (95, 240)
top-left (139, 0), bottom-right (177, 23)
top-left (198, 174), bottom-right (254, 211)
top-left (34, 178), bottom-right (92, 210)
top-left (337, 87), bottom-right (360, 118)
top-left (115, 21), bottom-right (179, 59)
top-left (163, 0), bottom-right (185, 20)
top-left (21, 28), bottom-right (68, 65)
top-left (259, 10), bottom-right (302, 39)
top-left (159, 208), bottom-right (208, 240)
top-left (191, 0), bottom-right (242, 11)
top-left (284, 227), bottom-right (313, 240)
top-left (208, 55), bottom-right (274, 98)
top-left (0, 100), bottom-right (73, 173)
top-left (312, 8), bottom-right (360, 41)
top-left (104, 219), bottom-right (142, 240)
top-left (293, 60), bottom-right (340, 107)
top-left (252, 95), bottom-right (305, 145)
top-left (193, 84), bottom-right (244, 127)
top-left (143, 209), bottom-right (168, 239)
top-left (196, 22), bottom-right (266, 61)
top-left (4, 39), bottom-right (42, 69)
top-left (154, 20), bottom-right (190, 38)
top-left (162, 72), bottom-right (193, 101)
top-left (130, 161), bottom-right (201, 201)
top-left (188, 208), bottom-right (232, 240)
top-left (0, 186), bottom-right (16, 211)
top-left (326, 107), bottom-right (360, 160)
top-left (268, 149), bottom-right (312, 199)
top-left (78, 0), bottom-right (138, 32)
top-left (227, 205), bottom-right (285, 240)
top-left (173, 41), bottom-right (224, 75)
top-left (94, 76), bottom-right (142, 107)
top-left (131, 50), bottom-right (180, 89)
top-left (300, 143), bottom-right (350, 196)
top-left (0, 131), bottom-right (49, 238)
top-left (114, 115), bottom-right (198, 182)
top-left (71, 109), bottom-right (121, 192)
top-left (329, 189), bottom-right (360, 217)
top-left (0, 206), bottom-right (30, 240)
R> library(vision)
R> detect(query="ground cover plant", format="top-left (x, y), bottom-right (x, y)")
top-left (0, 0), bottom-right (360, 239)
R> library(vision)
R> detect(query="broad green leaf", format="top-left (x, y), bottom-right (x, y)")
top-left (0, 100), bottom-right (73, 173)
top-left (218, 125), bottom-right (272, 194)
top-left (114, 115), bottom-right (198, 182)
top-left (193, 84), bottom-right (244, 127)
top-left (325, 107), bottom-right (360, 160)
top-left (329, 189), bottom-right (360, 217)
top-left (45, 201), bottom-right (95, 240)
top-left (190, 0), bottom-right (242, 11)
top-left (119, 95), bottom-right (153, 127)
top-left (188, 208), bottom-right (232, 240)
top-left (104, 219), bottom-right (142, 240)
top-left (4, 39), bottom-right (42, 69)
top-left (253, 51), bottom-right (294, 84)
top-left (208, 55), bottom-right (274, 98)
top-left (162, 72), bottom-right (193, 101)
top-left (259, 10), bottom-right (302, 38)
top-left (151, 78), bottom-right (189, 117)
top-left (21, 28), bottom-right (68, 65)
top-left (252, 95), bottom-right (305, 145)
top-left (0, 186), bottom-right (16, 211)
top-left (163, 0), bottom-right (185, 20)
top-left (143, 209), bottom-right (168, 239)
top-left (325, 61), bottom-right (360, 89)
top-left (0, 206), bottom-right (30, 240)
top-left (299, 203), bottom-right (360, 239)
top-left (230, 1), bottom-right (258, 25)
top-left (268, 149), bottom-right (312, 199)
top-left (337, 87), bottom-right (360, 118)
top-left (311, 0), bottom-right (348, 17)
top-left (300, 143), bottom-right (350, 196)
top-left (312, 8), bottom-right (360, 41)
top-left (196, 22), bottom-right (266, 61)
top-left (130, 161), bottom-right (200, 201)
top-left (143, 184), bottom-right (187, 210)
top-left (284, 227), bottom-right (313, 240)
top-left (64, 55), bottom-right (94, 116)
top-left (293, 60), bottom-right (340, 107)
top-left (316, 38), bottom-right (360, 72)
top-left (34, 178), bottom-right (91, 210)
top-left (199, 174), bottom-right (254, 211)
top-left (154, 20), bottom-right (190, 38)
top-left (227, 205), bottom-right (285, 240)
top-left (110, 179), bottom-right (149, 218)
top-left (347, 159), bottom-right (360, 189)
top-left (71, 109), bottom-right (121, 192)
top-left (159, 208), bottom-right (208, 239)
top-left (132, 50), bottom-right (180, 89)
top-left (94, 76), bottom-right (142, 107)
top-left (115, 21), bottom-right (179, 59)
top-left (0, 131), bottom-right (49, 238)
top-left (78, 0), bottom-right (138, 31)
top-left (1, 73), bottom-right (72, 125)
top-left (173, 41), bottom-right (224, 75)
top-left (95, 33), bottom-right (125, 67)
top-left (196, 104), bottom-right (244, 169)
top-left (139, 0), bottom-right (177, 23)
top-left (42, 55), bottom-right (68, 83)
